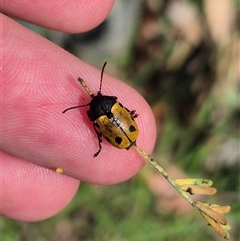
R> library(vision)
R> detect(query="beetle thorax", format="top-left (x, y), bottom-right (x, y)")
top-left (87, 95), bottom-right (117, 121)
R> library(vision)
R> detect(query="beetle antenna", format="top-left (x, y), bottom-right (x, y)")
top-left (62, 103), bottom-right (89, 113)
top-left (99, 61), bottom-right (107, 94)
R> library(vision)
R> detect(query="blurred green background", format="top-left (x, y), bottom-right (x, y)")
top-left (3, 0), bottom-right (239, 240)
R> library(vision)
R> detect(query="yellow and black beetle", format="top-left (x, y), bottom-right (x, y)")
top-left (62, 62), bottom-right (139, 157)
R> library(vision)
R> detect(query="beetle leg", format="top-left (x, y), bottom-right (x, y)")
top-left (129, 110), bottom-right (138, 119)
top-left (93, 124), bottom-right (103, 157)
top-left (125, 107), bottom-right (138, 119)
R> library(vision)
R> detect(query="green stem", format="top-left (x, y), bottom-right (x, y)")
top-left (134, 146), bottom-right (199, 211)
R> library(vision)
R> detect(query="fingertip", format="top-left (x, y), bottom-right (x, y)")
top-left (59, 71), bottom-right (156, 184)
top-left (2, 0), bottom-right (115, 33)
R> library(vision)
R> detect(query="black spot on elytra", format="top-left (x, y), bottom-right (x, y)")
top-left (115, 136), bottom-right (122, 144)
top-left (129, 125), bottom-right (136, 132)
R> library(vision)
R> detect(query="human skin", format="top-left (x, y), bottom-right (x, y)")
top-left (1, 0), bottom-right (156, 221)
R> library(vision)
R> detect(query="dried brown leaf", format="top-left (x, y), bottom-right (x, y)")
top-left (196, 201), bottom-right (227, 225)
top-left (181, 185), bottom-right (216, 195)
top-left (200, 212), bottom-right (228, 239)
top-left (208, 204), bottom-right (231, 214)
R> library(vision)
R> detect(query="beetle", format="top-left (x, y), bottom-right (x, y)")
top-left (62, 62), bottom-right (139, 157)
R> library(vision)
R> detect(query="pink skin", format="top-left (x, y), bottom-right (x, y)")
top-left (1, 0), bottom-right (156, 222)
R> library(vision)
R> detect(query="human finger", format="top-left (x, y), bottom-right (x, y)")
top-left (1, 0), bottom-right (115, 33)
top-left (2, 15), bottom-right (156, 185)
top-left (1, 152), bottom-right (80, 221)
